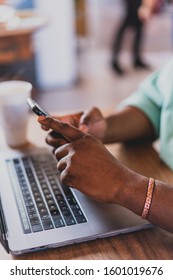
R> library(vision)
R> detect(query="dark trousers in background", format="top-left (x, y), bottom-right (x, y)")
top-left (112, 0), bottom-right (146, 68)
top-left (112, 16), bottom-right (144, 63)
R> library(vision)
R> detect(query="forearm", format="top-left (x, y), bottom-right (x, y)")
top-left (142, 0), bottom-right (156, 10)
top-left (103, 106), bottom-right (156, 144)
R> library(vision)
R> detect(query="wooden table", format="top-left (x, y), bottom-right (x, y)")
top-left (0, 10), bottom-right (47, 64)
top-left (1, 114), bottom-right (173, 260)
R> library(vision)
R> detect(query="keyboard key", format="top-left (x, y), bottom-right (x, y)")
top-left (30, 217), bottom-right (41, 226)
top-left (53, 189), bottom-right (61, 195)
top-left (37, 202), bottom-right (46, 209)
top-left (28, 212), bottom-right (38, 218)
top-left (52, 216), bottom-right (65, 228)
top-left (70, 204), bottom-right (80, 211)
top-left (75, 216), bottom-right (87, 224)
top-left (39, 208), bottom-right (48, 214)
top-left (73, 209), bottom-right (84, 217)
top-left (47, 199), bottom-right (55, 205)
top-left (67, 197), bottom-right (77, 206)
top-left (40, 213), bottom-right (50, 220)
top-left (26, 206), bottom-right (36, 212)
top-left (64, 216), bottom-right (76, 226)
top-left (42, 219), bottom-right (54, 230)
top-left (50, 209), bottom-right (60, 216)
top-left (25, 201), bottom-right (34, 207)
top-left (32, 224), bottom-right (43, 232)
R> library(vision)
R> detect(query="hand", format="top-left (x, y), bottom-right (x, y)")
top-left (40, 107), bottom-right (107, 149)
top-left (138, 6), bottom-right (152, 22)
top-left (40, 112), bottom-right (83, 148)
top-left (79, 107), bottom-right (107, 140)
top-left (38, 116), bottom-right (134, 204)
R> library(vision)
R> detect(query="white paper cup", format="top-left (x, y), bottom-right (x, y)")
top-left (0, 80), bottom-right (32, 148)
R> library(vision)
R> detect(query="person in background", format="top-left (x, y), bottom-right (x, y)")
top-left (38, 57), bottom-right (173, 234)
top-left (111, 0), bottom-right (157, 75)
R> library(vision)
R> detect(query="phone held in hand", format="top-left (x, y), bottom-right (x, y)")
top-left (26, 97), bottom-right (49, 116)
top-left (26, 97), bottom-right (66, 140)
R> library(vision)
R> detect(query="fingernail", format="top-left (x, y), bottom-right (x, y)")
top-left (38, 115), bottom-right (47, 121)
top-left (79, 124), bottom-right (88, 133)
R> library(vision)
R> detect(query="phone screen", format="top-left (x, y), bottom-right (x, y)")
top-left (26, 98), bottom-right (49, 116)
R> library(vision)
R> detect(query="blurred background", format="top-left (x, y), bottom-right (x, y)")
top-left (0, 0), bottom-right (173, 113)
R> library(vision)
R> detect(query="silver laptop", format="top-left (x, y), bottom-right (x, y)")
top-left (0, 146), bottom-right (152, 255)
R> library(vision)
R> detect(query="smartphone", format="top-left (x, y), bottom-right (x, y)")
top-left (26, 97), bottom-right (49, 116)
top-left (26, 97), bottom-right (66, 140)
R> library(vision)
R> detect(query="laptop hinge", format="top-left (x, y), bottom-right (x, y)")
top-left (0, 196), bottom-right (9, 253)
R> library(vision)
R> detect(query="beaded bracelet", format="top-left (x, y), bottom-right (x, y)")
top-left (141, 178), bottom-right (155, 219)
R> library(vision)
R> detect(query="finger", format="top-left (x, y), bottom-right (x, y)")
top-left (38, 116), bottom-right (85, 141)
top-left (50, 112), bottom-right (83, 127)
top-left (49, 130), bottom-right (67, 140)
top-left (60, 169), bottom-right (74, 188)
top-left (52, 147), bottom-right (57, 155)
top-left (58, 112), bottom-right (83, 127)
top-left (54, 144), bottom-right (69, 161)
top-left (80, 107), bottom-right (103, 126)
top-left (46, 134), bottom-right (68, 148)
top-left (57, 158), bottom-right (67, 173)
top-left (41, 125), bottom-right (50, 131)
top-left (79, 124), bottom-right (89, 133)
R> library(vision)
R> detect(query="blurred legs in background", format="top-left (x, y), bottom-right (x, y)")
top-left (111, 0), bottom-right (150, 75)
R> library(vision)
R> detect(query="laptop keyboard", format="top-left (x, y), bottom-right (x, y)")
top-left (6, 153), bottom-right (87, 234)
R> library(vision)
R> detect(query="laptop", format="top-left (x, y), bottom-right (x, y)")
top-left (0, 146), bottom-right (152, 255)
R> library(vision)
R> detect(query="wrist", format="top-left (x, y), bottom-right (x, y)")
top-left (112, 167), bottom-right (149, 216)
top-left (102, 116), bottom-right (118, 144)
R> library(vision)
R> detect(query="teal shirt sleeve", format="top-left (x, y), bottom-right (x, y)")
top-left (119, 70), bottom-right (162, 138)
top-left (118, 58), bottom-right (173, 170)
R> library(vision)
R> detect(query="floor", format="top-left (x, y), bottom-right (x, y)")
top-left (37, 1), bottom-right (173, 115)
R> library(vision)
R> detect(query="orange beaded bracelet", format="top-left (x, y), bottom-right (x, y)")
top-left (141, 178), bottom-right (155, 219)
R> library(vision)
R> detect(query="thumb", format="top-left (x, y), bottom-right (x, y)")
top-left (80, 107), bottom-right (103, 127)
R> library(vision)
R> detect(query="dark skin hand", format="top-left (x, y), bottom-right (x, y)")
top-left (38, 115), bottom-right (173, 233)
top-left (38, 115), bottom-right (146, 204)
top-left (41, 108), bottom-right (107, 148)
top-left (41, 106), bottom-right (156, 149)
